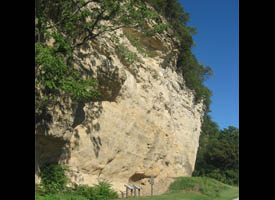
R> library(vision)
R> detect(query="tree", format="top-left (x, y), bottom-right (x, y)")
top-left (35, 0), bottom-right (166, 122)
top-left (194, 114), bottom-right (220, 176)
top-left (145, 0), bottom-right (213, 110)
top-left (194, 115), bottom-right (239, 186)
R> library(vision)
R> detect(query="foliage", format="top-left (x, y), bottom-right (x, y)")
top-left (73, 184), bottom-right (95, 199)
top-left (146, 0), bottom-right (213, 110)
top-left (116, 44), bottom-right (139, 66)
top-left (193, 115), bottom-right (239, 186)
top-left (35, 1), bottom-right (100, 119)
top-left (73, 181), bottom-right (118, 200)
top-left (92, 181), bottom-right (119, 200)
top-left (123, 30), bottom-right (154, 58)
top-left (35, 0), bottom-right (214, 115)
top-left (35, 42), bottom-right (99, 109)
top-left (40, 164), bottom-right (69, 194)
top-left (35, 193), bottom-right (88, 200)
top-left (37, 164), bottom-right (118, 200)
top-left (36, 177), bottom-right (238, 200)
top-left (177, 52), bottom-right (213, 109)
top-left (137, 176), bottom-right (238, 200)
top-left (35, 0), bottom-right (167, 122)
top-left (36, 0), bottom-right (160, 43)
top-left (35, 183), bottom-right (47, 194)
top-left (169, 176), bottom-right (229, 196)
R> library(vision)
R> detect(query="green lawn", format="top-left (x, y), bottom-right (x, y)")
top-left (35, 193), bottom-right (89, 200)
top-left (35, 177), bottom-right (239, 200)
top-left (137, 177), bottom-right (239, 200)
top-left (137, 188), bottom-right (238, 200)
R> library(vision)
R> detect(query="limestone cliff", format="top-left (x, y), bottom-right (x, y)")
top-left (35, 16), bottom-right (206, 196)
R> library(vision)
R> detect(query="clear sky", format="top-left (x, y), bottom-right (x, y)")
top-left (179, 0), bottom-right (239, 130)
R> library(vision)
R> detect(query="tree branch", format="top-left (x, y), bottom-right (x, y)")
top-left (73, 7), bottom-right (107, 49)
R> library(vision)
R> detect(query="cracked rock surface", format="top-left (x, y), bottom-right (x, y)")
top-left (35, 25), bottom-right (205, 196)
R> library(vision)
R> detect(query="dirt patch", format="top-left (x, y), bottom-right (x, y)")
top-left (123, 27), bottom-right (167, 57)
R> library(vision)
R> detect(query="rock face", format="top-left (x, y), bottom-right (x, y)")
top-left (35, 23), bottom-right (205, 195)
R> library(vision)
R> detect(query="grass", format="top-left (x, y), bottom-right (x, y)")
top-left (35, 177), bottom-right (238, 200)
top-left (35, 192), bottom-right (89, 200)
top-left (138, 177), bottom-right (239, 200)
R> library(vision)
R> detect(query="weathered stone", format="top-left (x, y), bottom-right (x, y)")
top-left (35, 20), bottom-right (205, 196)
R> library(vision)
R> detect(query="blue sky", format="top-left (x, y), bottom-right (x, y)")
top-left (179, 0), bottom-right (239, 130)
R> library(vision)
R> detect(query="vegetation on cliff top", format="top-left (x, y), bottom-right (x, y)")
top-left (146, 0), bottom-right (213, 110)
top-left (35, 0), bottom-right (213, 119)
top-left (35, 0), bottom-right (168, 121)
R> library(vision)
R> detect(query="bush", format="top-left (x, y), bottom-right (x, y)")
top-left (194, 121), bottom-right (239, 186)
top-left (74, 181), bottom-right (118, 200)
top-left (35, 183), bottom-right (46, 194)
top-left (92, 181), bottom-right (119, 200)
top-left (74, 184), bottom-right (95, 199)
top-left (38, 163), bottom-right (118, 199)
top-left (40, 164), bottom-right (69, 194)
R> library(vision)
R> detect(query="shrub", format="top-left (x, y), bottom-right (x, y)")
top-left (74, 181), bottom-right (118, 200)
top-left (116, 44), bottom-right (139, 67)
top-left (194, 121), bottom-right (239, 186)
top-left (92, 181), bottom-right (119, 200)
top-left (40, 164), bottom-right (69, 194)
top-left (35, 183), bottom-right (46, 195)
top-left (74, 184), bottom-right (95, 199)
top-left (39, 163), bottom-right (118, 199)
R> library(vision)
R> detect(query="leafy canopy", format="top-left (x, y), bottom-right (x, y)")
top-left (36, 0), bottom-right (214, 120)
top-left (193, 114), bottom-right (239, 186)
top-left (35, 0), bottom-right (167, 120)
top-left (147, 0), bottom-right (213, 110)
